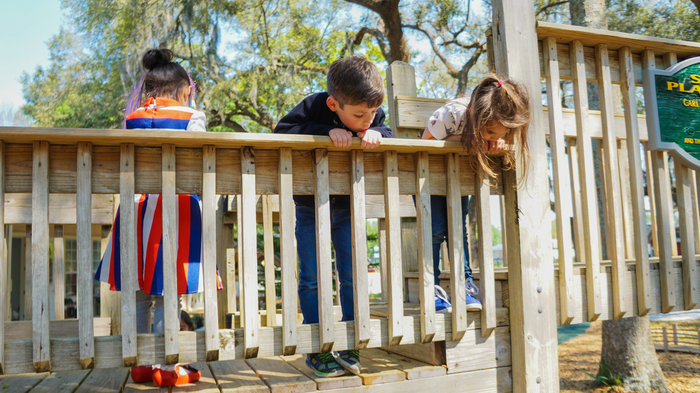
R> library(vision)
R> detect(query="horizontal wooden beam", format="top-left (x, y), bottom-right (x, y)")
top-left (4, 318), bottom-right (111, 341)
top-left (4, 193), bottom-right (114, 225)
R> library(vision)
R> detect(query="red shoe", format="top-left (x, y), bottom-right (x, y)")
top-left (152, 364), bottom-right (201, 387)
top-left (130, 365), bottom-right (154, 383)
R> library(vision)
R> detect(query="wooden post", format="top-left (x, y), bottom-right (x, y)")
top-left (414, 151), bottom-right (436, 343)
top-left (161, 144), bottom-right (179, 364)
top-left (32, 141), bottom-right (51, 372)
top-left (203, 146), bottom-right (220, 361)
top-left (492, 0), bottom-right (558, 390)
top-left (445, 153), bottom-right (467, 341)
top-left (543, 36), bottom-right (576, 326)
top-left (645, 144), bottom-right (660, 257)
top-left (672, 323), bottom-right (678, 345)
top-left (476, 176), bottom-right (496, 337)
top-left (567, 138), bottom-right (586, 264)
top-left (279, 148), bottom-right (297, 355)
top-left (0, 141), bottom-right (5, 375)
top-left (350, 150), bottom-right (371, 349)
top-left (52, 225), bottom-right (65, 320)
top-left (386, 62), bottom-right (419, 139)
top-left (384, 150), bottom-right (404, 346)
top-left (619, 47), bottom-right (652, 316)
top-left (570, 39), bottom-right (602, 322)
top-left (313, 148), bottom-right (335, 353)
top-left (662, 326), bottom-right (668, 352)
top-left (262, 195), bottom-right (276, 327)
top-left (119, 143), bottom-right (137, 367)
top-left (77, 142), bottom-right (94, 369)
top-left (596, 44), bottom-right (627, 320)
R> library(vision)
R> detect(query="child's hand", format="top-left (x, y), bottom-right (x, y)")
top-left (483, 139), bottom-right (506, 154)
top-left (329, 128), bottom-right (353, 148)
top-left (356, 129), bottom-right (382, 149)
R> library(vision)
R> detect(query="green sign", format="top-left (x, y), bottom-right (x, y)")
top-left (645, 56), bottom-right (700, 170)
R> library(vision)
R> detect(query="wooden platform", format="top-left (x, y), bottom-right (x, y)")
top-left (0, 350), bottom-right (512, 393)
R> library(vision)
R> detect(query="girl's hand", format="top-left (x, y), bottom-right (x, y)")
top-left (357, 129), bottom-right (382, 149)
top-left (484, 139), bottom-right (506, 154)
top-left (329, 128), bottom-right (353, 148)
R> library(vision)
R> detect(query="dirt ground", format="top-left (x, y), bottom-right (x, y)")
top-left (559, 321), bottom-right (700, 393)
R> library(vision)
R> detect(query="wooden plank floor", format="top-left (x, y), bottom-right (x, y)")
top-left (7, 350), bottom-right (494, 393)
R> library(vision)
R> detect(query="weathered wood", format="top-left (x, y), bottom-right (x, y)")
top-left (617, 142), bottom-right (635, 260)
top-left (74, 367), bottom-right (129, 393)
top-left (0, 141), bottom-right (4, 374)
top-left (52, 225), bottom-right (65, 321)
top-left (676, 164), bottom-right (699, 310)
top-left (0, 372), bottom-right (48, 393)
top-left (445, 153), bottom-right (467, 341)
top-left (203, 146), bottom-right (220, 360)
top-left (76, 142), bottom-right (94, 369)
top-left (30, 369), bottom-right (91, 393)
top-left (414, 152), bottom-right (436, 343)
top-left (543, 37), bottom-right (576, 325)
top-left (444, 326), bottom-right (511, 374)
top-left (262, 195), bottom-right (276, 328)
top-left (4, 318), bottom-right (111, 341)
top-left (570, 40), bottom-right (603, 321)
top-left (357, 356), bottom-right (406, 385)
top-left (383, 151), bottom-right (404, 346)
top-left (493, 2), bottom-right (559, 390)
top-left (169, 362), bottom-right (219, 393)
top-left (161, 144), bottom-right (179, 364)
top-left (278, 148), bottom-right (297, 355)
top-left (567, 138), bottom-right (586, 264)
top-left (386, 61), bottom-right (419, 139)
top-left (380, 341), bottom-right (443, 366)
top-left (312, 148), bottom-right (334, 353)
top-left (32, 141), bottom-right (51, 373)
top-left (22, 226), bottom-right (31, 320)
top-left (120, 143), bottom-right (138, 367)
top-left (240, 147), bottom-right (260, 357)
top-left (360, 348), bottom-right (446, 380)
top-left (209, 359), bottom-right (270, 393)
top-left (350, 150), bottom-right (371, 349)
top-left (246, 357), bottom-right (316, 393)
top-left (645, 144), bottom-right (660, 258)
top-left (236, 195), bottom-right (243, 324)
top-left (475, 177), bottom-right (496, 337)
top-left (596, 44), bottom-right (628, 320)
top-left (123, 373), bottom-right (168, 392)
top-left (283, 354), bottom-right (362, 390)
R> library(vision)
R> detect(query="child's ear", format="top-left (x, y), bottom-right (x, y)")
top-left (326, 96), bottom-right (339, 112)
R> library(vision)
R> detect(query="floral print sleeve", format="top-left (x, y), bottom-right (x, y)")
top-left (426, 97), bottom-right (470, 140)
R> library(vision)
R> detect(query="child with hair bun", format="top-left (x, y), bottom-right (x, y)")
top-left (421, 75), bottom-right (531, 313)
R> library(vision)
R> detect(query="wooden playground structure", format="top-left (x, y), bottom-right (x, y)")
top-left (1, 1), bottom-right (700, 392)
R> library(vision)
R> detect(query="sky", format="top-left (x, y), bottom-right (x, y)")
top-left (0, 0), bottom-right (64, 109)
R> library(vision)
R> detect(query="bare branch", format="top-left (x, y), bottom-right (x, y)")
top-left (536, 1), bottom-right (569, 17)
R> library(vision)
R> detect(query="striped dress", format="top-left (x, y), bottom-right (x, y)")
top-left (94, 97), bottom-right (222, 295)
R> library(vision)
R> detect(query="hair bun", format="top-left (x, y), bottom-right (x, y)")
top-left (142, 49), bottom-right (174, 71)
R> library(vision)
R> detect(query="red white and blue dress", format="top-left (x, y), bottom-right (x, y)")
top-left (94, 97), bottom-right (222, 295)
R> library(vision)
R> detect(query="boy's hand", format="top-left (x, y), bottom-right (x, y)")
top-left (484, 139), bottom-right (506, 154)
top-left (356, 129), bottom-right (382, 149)
top-left (329, 128), bottom-right (353, 148)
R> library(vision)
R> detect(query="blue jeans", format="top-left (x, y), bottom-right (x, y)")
top-left (295, 203), bottom-right (354, 324)
top-left (426, 195), bottom-right (473, 286)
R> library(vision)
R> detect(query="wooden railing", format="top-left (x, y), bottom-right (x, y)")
top-left (0, 129), bottom-right (501, 374)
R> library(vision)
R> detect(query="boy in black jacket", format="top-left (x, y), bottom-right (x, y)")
top-left (274, 56), bottom-right (392, 377)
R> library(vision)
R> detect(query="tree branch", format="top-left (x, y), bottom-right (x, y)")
top-left (536, 0), bottom-right (569, 17)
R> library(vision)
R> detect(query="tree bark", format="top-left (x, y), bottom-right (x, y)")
top-left (344, 0), bottom-right (410, 63)
top-left (601, 317), bottom-right (670, 392)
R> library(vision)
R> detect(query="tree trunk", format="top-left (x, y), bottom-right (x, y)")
top-left (601, 317), bottom-right (670, 392)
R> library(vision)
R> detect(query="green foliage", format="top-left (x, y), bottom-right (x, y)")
top-left (607, 0), bottom-right (700, 42)
top-left (491, 225), bottom-right (502, 246)
top-left (584, 361), bottom-right (623, 389)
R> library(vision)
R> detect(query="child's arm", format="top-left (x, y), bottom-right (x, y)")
top-left (484, 139), bottom-right (506, 154)
top-left (421, 128), bottom-right (462, 142)
top-left (186, 111), bottom-right (207, 132)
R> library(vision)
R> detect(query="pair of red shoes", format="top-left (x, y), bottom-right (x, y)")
top-left (131, 364), bottom-right (201, 387)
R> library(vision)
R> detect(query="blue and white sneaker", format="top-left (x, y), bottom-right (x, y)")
top-left (435, 285), bottom-right (452, 313)
top-left (335, 349), bottom-right (361, 375)
top-left (465, 277), bottom-right (483, 312)
top-left (306, 352), bottom-right (346, 378)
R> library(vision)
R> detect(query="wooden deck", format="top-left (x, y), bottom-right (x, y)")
top-left (0, 349), bottom-right (512, 393)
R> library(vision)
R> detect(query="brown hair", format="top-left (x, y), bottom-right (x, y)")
top-left (460, 75), bottom-right (531, 186)
top-left (327, 56), bottom-right (384, 108)
top-left (142, 49), bottom-right (191, 100)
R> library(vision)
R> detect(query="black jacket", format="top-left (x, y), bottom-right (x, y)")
top-left (274, 92), bottom-right (394, 208)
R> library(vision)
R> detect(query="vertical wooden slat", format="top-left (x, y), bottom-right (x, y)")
top-left (476, 177), bottom-right (495, 337)
top-left (278, 148), bottom-right (297, 355)
top-left (236, 196), bottom-right (243, 319)
top-left (350, 150), bottom-right (371, 349)
top-left (543, 36), bottom-right (576, 325)
top-left (643, 50), bottom-right (676, 313)
top-left (240, 147), bottom-right (259, 357)
top-left (663, 53), bottom-right (680, 260)
top-left (568, 138), bottom-right (586, 264)
top-left (202, 146), bottom-right (220, 360)
top-left (645, 144), bottom-right (660, 257)
top-left (76, 142), bottom-right (94, 369)
top-left (262, 195), bottom-right (276, 327)
top-left (32, 141), bottom-right (51, 372)
top-left (595, 44), bottom-right (627, 320)
top-left (445, 152), bottom-right (467, 340)
top-left (570, 40), bottom-right (602, 321)
top-left (619, 47), bottom-right (652, 316)
top-left (52, 225), bottom-right (65, 320)
top-left (378, 219), bottom-right (388, 302)
top-left (119, 143), bottom-right (137, 367)
top-left (384, 150), bottom-right (404, 346)
top-left (161, 144), bottom-right (179, 364)
top-left (676, 165), bottom-right (699, 310)
top-left (617, 142), bottom-right (635, 260)
top-left (24, 225), bottom-right (32, 320)
top-left (4, 225), bottom-right (10, 324)
top-left (414, 151), bottom-right (436, 343)
top-left (313, 148), bottom-right (335, 353)
top-left (0, 141), bottom-right (5, 374)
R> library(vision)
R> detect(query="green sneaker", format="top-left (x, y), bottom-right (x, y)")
top-left (335, 350), bottom-right (361, 375)
top-left (306, 352), bottom-right (346, 378)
